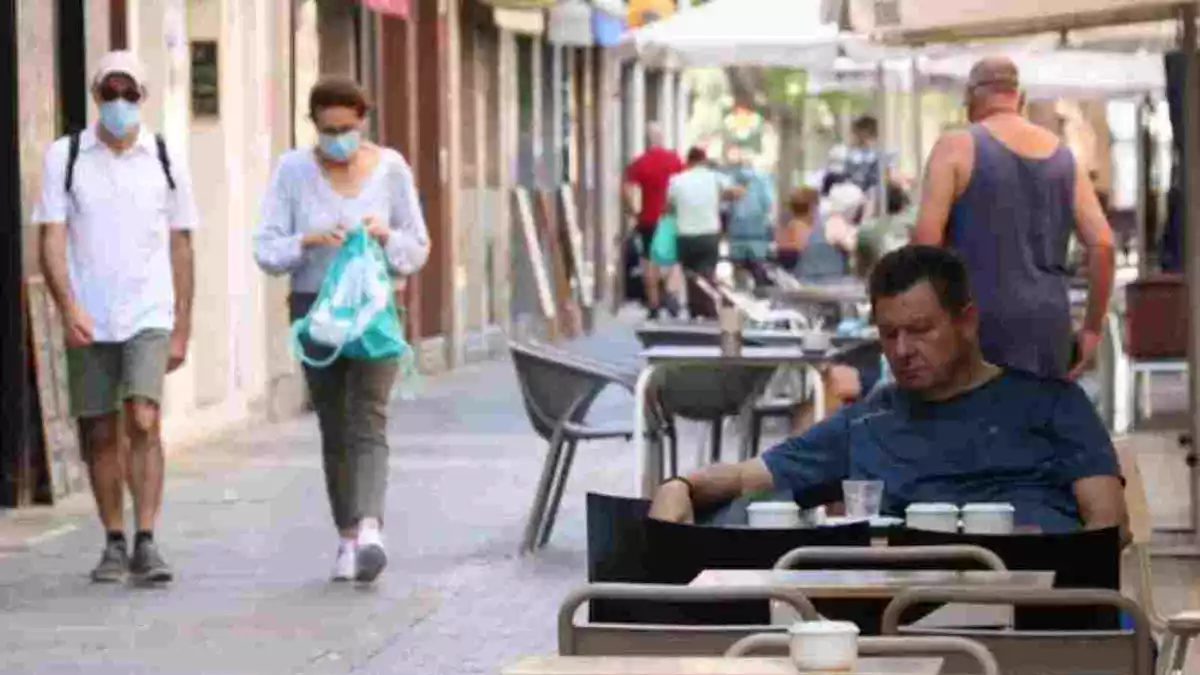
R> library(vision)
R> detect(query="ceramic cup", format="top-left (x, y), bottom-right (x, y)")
top-left (747, 501), bottom-right (803, 529)
top-left (961, 503), bottom-right (1016, 535)
top-left (905, 503), bottom-right (960, 533)
top-left (789, 620), bottom-right (859, 671)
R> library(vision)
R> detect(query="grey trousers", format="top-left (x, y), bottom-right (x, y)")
top-left (293, 294), bottom-right (399, 531)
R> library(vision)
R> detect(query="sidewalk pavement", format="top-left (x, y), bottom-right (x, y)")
top-left (0, 313), bottom-right (660, 675)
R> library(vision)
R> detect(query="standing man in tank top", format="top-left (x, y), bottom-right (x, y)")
top-left (912, 57), bottom-right (1115, 380)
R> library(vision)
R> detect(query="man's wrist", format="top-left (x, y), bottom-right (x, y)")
top-left (661, 476), bottom-right (694, 498)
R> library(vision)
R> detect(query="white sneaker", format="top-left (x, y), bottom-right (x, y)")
top-left (332, 540), bottom-right (357, 582)
top-left (355, 519), bottom-right (387, 583)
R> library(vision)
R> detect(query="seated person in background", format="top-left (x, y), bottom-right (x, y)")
top-left (650, 245), bottom-right (1128, 537)
top-left (775, 187), bottom-right (819, 272)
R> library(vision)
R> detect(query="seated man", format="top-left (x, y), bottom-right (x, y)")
top-left (650, 245), bottom-right (1127, 537)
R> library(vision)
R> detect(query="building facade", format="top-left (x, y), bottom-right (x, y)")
top-left (0, 0), bottom-right (624, 507)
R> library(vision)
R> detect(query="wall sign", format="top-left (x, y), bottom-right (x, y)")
top-left (190, 41), bottom-right (219, 118)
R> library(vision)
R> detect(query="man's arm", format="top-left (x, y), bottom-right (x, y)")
top-left (1066, 155), bottom-right (1116, 379)
top-left (32, 141), bottom-right (92, 347)
top-left (649, 410), bottom-right (852, 523)
top-left (911, 131), bottom-right (971, 246)
top-left (1073, 475), bottom-right (1129, 543)
top-left (169, 231), bottom-right (194, 371)
top-left (648, 460), bottom-right (775, 523)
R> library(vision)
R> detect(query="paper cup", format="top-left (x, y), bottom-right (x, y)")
top-left (962, 503), bottom-right (1016, 535)
top-left (747, 501), bottom-right (802, 529)
top-left (905, 503), bottom-right (960, 533)
top-left (789, 620), bottom-right (859, 671)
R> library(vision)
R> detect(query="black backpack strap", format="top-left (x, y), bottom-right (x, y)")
top-left (65, 132), bottom-right (81, 194)
top-left (155, 134), bottom-right (177, 191)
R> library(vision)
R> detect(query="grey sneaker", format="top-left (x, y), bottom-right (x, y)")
top-left (91, 542), bottom-right (129, 583)
top-left (130, 541), bottom-right (173, 585)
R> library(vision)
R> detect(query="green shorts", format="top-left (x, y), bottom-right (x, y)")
top-left (67, 329), bottom-right (170, 419)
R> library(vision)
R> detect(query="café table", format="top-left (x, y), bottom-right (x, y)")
top-left (632, 345), bottom-right (852, 498)
top-left (502, 655), bottom-right (944, 675)
top-left (689, 569), bottom-right (1056, 600)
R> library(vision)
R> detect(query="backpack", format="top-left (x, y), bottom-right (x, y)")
top-left (64, 131), bottom-right (176, 194)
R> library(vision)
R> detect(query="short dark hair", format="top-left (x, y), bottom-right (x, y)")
top-left (309, 77), bottom-right (372, 120)
top-left (869, 245), bottom-right (972, 314)
top-left (852, 115), bottom-right (878, 137)
top-left (886, 183), bottom-right (910, 215)
top-left (686, 146), bottom-right (708, 165)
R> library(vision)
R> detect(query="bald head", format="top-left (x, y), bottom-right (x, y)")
top-left (646, 123), bottom-right (664, 148)
top-left (965, 56), bottom-right (1022, 121)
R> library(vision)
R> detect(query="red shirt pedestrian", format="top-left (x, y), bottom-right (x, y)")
top-left (625, 145), bottom-right (683, 231)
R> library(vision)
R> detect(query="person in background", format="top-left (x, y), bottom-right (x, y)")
top-left (623, 123), bottom-right (684, 319)
top-left (34, 51), bottom-right (198, 584)
top-left (668, 147), bottom-right (744, 319)
top-left (913, 56), bottom-right (1115, 380)
top-left (254, 78), bottom-right (431, 583)
top-left (796, 181), bottom-right (864, 281)
top-left (724, 149), bottom-right (775, 288)
top-left (845, 115), bottom-right (883, 194)
top-left (775, 187), bottom-right (820, 272)
top-left (649, 246), bottom-right (1127, 539)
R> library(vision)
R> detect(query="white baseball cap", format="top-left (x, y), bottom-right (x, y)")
top-left (92, 50), bottom-right (148, 91)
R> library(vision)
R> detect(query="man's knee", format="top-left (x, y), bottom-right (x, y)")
top-left (80, 414), bottom-right (121, 457)
top-left (124, 399), bottom-right (161, 445)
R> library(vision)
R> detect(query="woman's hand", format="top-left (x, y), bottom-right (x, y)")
top-left (365, 216), bottom-right (390, 246)
top-left (302, 226), bottom-right (346, 249)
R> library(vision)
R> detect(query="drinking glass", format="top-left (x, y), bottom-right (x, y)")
top-left (842, 480), bottom-right (884, 519)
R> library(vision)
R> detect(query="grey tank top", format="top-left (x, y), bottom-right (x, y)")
top-left (948, 125), bottom-right (1076, 378)
top-left (797, 213), bottom-right (849, 280)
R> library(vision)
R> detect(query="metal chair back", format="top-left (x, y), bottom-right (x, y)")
top-left (725, 633), bottom-right (1000, 675)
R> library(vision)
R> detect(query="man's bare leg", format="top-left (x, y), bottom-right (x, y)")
top-left (125, 397), bottom-right (171, 583)
top-left (644, 260), bottom-right (662, 313)
top-left (81, 413), bottom-right (127, 582)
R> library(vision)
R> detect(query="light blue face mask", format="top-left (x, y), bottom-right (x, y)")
top-left (318, 131), bottom-right (362, 163)
top-left (98, 99), bottom-right (141, 138)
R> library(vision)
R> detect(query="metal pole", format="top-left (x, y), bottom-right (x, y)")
top-left (1136, 96), bottom-right (1150, 277)
top-left (875, 60), bottom-right (887, 217)
top-left (0, 0), bottom-right (30, 507)
top-left (910, 56), bottom-right (924, 189)
top-left (1180, 3), bottom-right (1200, 538)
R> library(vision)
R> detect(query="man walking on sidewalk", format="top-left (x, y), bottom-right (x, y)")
top-left (33, 51), bottom-right (198, 584)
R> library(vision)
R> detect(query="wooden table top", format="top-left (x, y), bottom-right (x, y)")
top-left (503, 656), bottom-right (943, 675)
top-left (689, 569), bottom-right (1056, 599)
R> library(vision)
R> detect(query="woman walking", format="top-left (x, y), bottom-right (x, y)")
top-left (254, 78), bottom-right (430, 582)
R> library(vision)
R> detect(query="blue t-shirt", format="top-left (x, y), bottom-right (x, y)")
top-left (761, 370), bottom-right (1119, 533)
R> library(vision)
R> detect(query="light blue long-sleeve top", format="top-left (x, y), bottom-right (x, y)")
top-left (253, 147), bottom-right (431, 292)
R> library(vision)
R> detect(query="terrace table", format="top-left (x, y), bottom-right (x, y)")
top-left (689, 569), bottom-right (1056, 600)
top-left (503, 656), bottom-right (944, 675)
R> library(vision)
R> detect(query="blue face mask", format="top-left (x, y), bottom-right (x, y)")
top-left (98, 99), bottom-right (141, 138)
top-left (318, 131), bottom-right (362, 163)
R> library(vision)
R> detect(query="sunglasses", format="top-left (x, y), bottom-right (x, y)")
top-left (316, 124), bottom-right (360, 136)
top-left (98, 87), bottom-right (142, 104)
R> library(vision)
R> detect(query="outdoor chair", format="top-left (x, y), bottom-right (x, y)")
top-left (510, 342), bottom-right (636, 553)
top-left (585, 492), bottom-right (870, 626)
top-left (889, 525), bottom-right (1123, 631)
top-left (556, 582), bottom-right (818, 657)
top-left (725, 633), bottom-right (1001, 675)
top-left (1108, 310), bottom-right (1188, 433)
top-left (771, 544), bottom-right (1008, 634)
top-left (883, 587), bottom-right (1155, 675)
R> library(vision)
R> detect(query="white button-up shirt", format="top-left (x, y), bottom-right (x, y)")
top-left (32, 128), bottom-right (199, 343)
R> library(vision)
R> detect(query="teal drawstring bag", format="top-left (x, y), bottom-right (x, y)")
top-left (650, 214), bottom-right (678, 266)
top-left (290, 225), bottom-right (417, 386)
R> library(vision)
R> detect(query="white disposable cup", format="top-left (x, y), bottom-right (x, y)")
top-left (905, 503), bottom-right (960, 533)
top-left (803, 331), bottom-right (833, 352)
top-left (747, 501), bottom-right (802, 529)
top-left (842, 480), bottom-right (884, 518)
top-left (962, 503), bottom-right (1016, 535)
top-left (789, 620), bottom-right (859, 671)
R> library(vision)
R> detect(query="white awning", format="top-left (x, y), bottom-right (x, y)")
top-left (548, 0), bottom-right (594, 46)
top-left (921, 48), bottom-right (1166, 100)
top-left (618, 0), bottom-right (905, 68)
